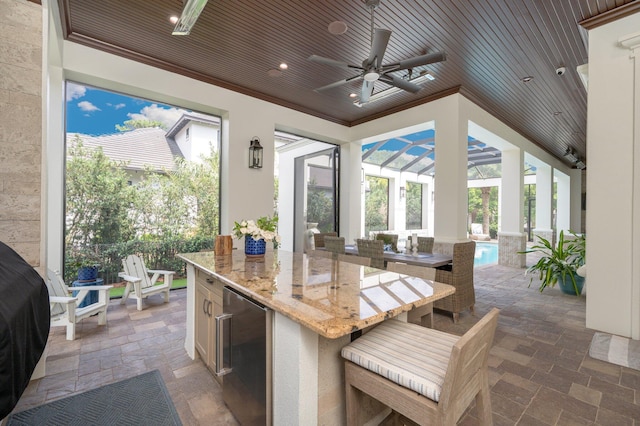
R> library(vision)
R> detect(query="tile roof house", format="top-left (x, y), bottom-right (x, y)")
top-left (67, 113), bottom-right (220, 184)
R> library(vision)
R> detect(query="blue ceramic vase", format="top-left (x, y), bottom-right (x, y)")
top-left (245, 236), bottom-right (266, 258)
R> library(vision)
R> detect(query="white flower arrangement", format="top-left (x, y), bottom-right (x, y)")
top-left (233, 215), bottom-right (281, 248)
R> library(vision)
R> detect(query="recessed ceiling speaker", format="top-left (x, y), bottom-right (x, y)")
top-left (328, 21), bottom-right (348, 35)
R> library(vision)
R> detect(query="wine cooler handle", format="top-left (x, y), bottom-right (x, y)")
top-left (214, 313), bottom-right (233, 376)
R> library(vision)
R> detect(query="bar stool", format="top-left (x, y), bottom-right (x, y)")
top-left (341, 308), bottom-right (499, 425)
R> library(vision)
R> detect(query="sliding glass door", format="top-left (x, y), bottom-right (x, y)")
top-left (293, 147), bottom-right (339, 252)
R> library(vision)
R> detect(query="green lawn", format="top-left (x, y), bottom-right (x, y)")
top-left (109, 277), bottom-right (187, 299)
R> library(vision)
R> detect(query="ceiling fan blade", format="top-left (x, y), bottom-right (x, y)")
top-left (172, 0), bottom-right (209, 35)
top-left (315, 75), bottom-right (363, 92)
top-left (379, 75), bottom-right (421, 93)
top-left (364, 29), bottom-right (392, 69)
top-left (360, 80), bottom-right (375, 103)
top-left (386, 51), bottom-right (447, 71)
top-left (308, 55), bottom-right (361, 70)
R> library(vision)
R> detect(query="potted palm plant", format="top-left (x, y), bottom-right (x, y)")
top-left (520, 230), bottom-right (586, 296)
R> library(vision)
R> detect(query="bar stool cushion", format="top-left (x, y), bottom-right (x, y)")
top-left (341, 319), bottom-right (458, 402)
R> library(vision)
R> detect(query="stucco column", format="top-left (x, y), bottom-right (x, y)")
top-left (433, 101), bottom-right (468, 241)
top-left (555, 170), bottom-right (571, 235)
top-left (585, 17), bottom-right (640, 339)
top-left (223, 112), bottom-right (275, 243)
top-left (569, 168), bottom-right (583, 233)
top-left (342, 141), bottom-right (363, 243)
top-left (498, 148), bottom-right (526, 267)
top-left (533, 163), bottom-right (554, 244)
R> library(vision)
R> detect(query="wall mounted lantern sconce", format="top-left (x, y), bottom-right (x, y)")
top-left (249, 137), bottom-right (263, 169)
top-left (399, 186), bottom-right (406, 198)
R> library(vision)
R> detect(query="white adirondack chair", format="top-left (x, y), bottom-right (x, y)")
top-left (46, 269), bottom-right (113, 340)
top-left (119, 255), bottom-right (174, 311)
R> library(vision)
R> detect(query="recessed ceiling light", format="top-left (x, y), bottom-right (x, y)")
top-left (521, 76), bottom-right (534, 83)
top-left (169, 15), bottom-right (179, 24)
top-left (267, 69), bottom-right (283, 77)
top-left (279, 63), bottom-right (288, 70)
top-left (553, 111), bottom-right (562, 116)
top-left (328, 21), bottom-right (348, 35)
top-left (349, 93), bottom-right (357, 98)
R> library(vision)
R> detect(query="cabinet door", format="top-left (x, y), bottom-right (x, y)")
top-left (195, 282), bottom-right (212, 365)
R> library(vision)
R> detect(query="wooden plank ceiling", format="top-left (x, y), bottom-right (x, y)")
top-left (57, 0), bottom-right (640, 167)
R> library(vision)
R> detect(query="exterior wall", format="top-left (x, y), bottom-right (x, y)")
top-left (175, 121), bottom-right (220, 163)
top-left (585, 12), bottom-right (640, 339)
top-left (0, 0), bottom-right (43, 268)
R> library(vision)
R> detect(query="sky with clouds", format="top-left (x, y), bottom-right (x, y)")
top-left (65, 82), bottom-right (188, 136)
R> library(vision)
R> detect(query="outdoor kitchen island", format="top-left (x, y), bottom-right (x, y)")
top-left (179, 250), bottom-right (455, 425)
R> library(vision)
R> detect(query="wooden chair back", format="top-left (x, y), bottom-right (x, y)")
top-left (122, 255), bottom-right (152, 288)
top-left (438, 308), bottom-right (499, 421)
top-left (46, 269), bottom-right (68, 316)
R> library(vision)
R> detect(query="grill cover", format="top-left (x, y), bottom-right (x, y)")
top-left (0, 242), bottom-right (50, 418)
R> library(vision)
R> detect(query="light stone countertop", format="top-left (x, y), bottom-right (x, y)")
top-left (178, 250), bottom-right (455, 339)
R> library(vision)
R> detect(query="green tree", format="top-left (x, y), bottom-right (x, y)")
top-left (468, 186), bottom-right (498, 235)
top-left (65, 136), bottom-right (137, 247)
top-left (177, 146), bottom-right (220, 237)
top-left (307, 188), bottom-right (333, 232)
top-left (405, 182), bottom-right (422, 229)
top-left (115, 119), bottom-right (166, 132)
top-left (365, 176), bottom-right (389, 235)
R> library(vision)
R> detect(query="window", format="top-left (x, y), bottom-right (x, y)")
top-left (405, 182), bottom-right (422, 230)
top-left (365, 176), bottom-right (389, 236)
top-left (64, 82), bottom-right (221, 285)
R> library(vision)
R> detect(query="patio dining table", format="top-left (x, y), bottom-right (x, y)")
top-left (343, 244), bottom-right (452, 268)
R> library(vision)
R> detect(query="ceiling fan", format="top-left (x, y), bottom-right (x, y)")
top-left (308, 0), bottom-right (446, 104)
top-left (172, 0), bottom-right (209, 35)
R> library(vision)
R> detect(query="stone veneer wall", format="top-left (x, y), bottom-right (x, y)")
top-left (498, 232), bottom-right (526, 268)
top-left (0, 0), bottom-right (43, 267)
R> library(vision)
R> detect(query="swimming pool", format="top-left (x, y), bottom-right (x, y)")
top-left (474, 242), bottom-right (498, 266)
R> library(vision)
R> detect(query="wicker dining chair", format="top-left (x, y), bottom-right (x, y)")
top-left (417, 236), bottom-right (435, 254)
top-left (337, 253), bottom-right (371, 267)
top-left (386, 261), bottom-right (437, 327)
top-left (434, 240), bottom-right (476, 323)
top-left (308, 249), bottom-right (335, 259)
top-left (356, 239), bottom-right (385, 269)
top-left (313, 232), bottom-right (337, 249)
top-left (324, 236), bottom-right (346, 254)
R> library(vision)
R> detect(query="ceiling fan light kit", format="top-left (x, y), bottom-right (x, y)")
top-left (172, 0), bottom-right (209, 35)
top-left (308, 0), bottom-right (445, 104)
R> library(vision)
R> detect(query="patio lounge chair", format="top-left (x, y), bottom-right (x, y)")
top-left (46, 269), bottom-right (113, 340)
top-left (119, 255), bottom-right (174, 311)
